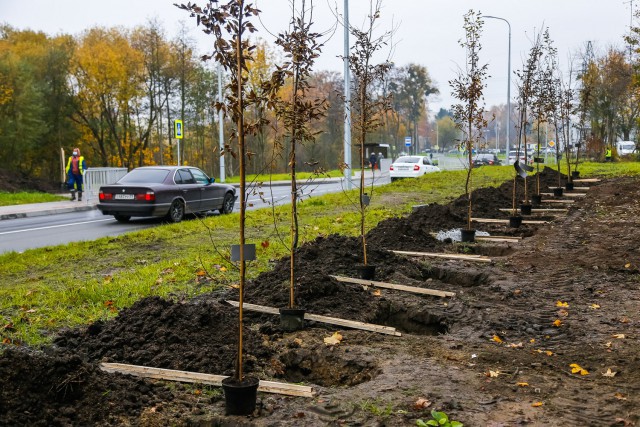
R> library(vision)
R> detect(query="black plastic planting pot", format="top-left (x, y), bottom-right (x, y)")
top-left (553, 187), bottom-right (564, 197)
top-left (279, 308), bottom-right (305, 332)
top-left (520, 204), bottom-right (533, 215)
top-left (460, 229), bottom-right (476, 243)
top-left (355, 264), bottom-right (376, 280)
top-left (532, 194), bottom-right (542, 205)
top-left (509, 216), bottom-right (523, 228)
top-left (571, 171), bottom-right (580, 179)
top-left (566, 182), bottom-right (574, 191)
top-left (222, 376), bottom-right (260, 416)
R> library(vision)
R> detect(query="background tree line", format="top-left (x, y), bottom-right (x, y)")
top-left (0, 22), bottom-right (437, 183)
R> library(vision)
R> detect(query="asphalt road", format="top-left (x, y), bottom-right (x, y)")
top-left (0, 176), bottom-right (388, 254)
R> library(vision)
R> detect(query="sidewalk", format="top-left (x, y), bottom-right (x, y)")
top-left (0, 198), bottom-right (98, 220)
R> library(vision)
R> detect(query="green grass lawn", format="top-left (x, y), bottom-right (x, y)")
top-left (0, 191), bottom-right (67, 207)
top-left (1, 162), bottom-right (638, 347)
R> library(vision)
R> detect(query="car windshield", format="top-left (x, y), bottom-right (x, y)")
top-left (394, 156), bottom-right (420, 164)
top-left (118, 169), bottom-right (170, 184)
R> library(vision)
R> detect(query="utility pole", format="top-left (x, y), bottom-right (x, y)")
top-left (343, 0), bottom-right (352, 190)
top-left (218, 62), bottom-right (225, 182)
top-left (483, 15), bottom-right (512, 159)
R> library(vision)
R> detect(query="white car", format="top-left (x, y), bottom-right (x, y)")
top-left (507, 150), bottom-right (533, 166)
top-left (389, 155), bottom-right (441, 181)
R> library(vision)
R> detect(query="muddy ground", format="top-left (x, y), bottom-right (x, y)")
top-left (1, 167), bottom-right (639, 426)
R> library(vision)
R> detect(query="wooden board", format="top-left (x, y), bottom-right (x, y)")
top-left (573, 178), bottom-right (601, 183)
top-left (498, 208), bottom-right (567, 213)
top-left (472, 218), bottom-right (548, 225)
top-left (224, 301), bottom-right (402, 336)
top-left (549, 186), bottom-right (589, 191)
top-left (100, 363), bottom-right (315, 397)
top-left (541, 199), bottom-right (575, 204)
top-left (391, 249), bottom-right (492, 263)
top-left (329, 275), bottom-right (455, 297)
top-left (475, 236), bottom-right (520, 243)
top-left (540, 192), bottom-right (586, 197)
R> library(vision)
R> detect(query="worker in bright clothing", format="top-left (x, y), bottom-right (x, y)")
top-left (66, 147), bottom-right (87, 201)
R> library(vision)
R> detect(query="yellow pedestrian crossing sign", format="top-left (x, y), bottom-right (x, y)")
top-left (174, 120), bottom-right (183, 139)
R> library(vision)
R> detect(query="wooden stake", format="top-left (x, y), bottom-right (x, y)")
top-left (329, 275), bottom-right (455, 297)
top-left (391, 250), bottom-right (492, 263)
top-left (224, 301), bottom-right (402, 336)
top-left (573, 178), bottom-right (601, 183)
top-left (100, 363), bottom-right (315, 397)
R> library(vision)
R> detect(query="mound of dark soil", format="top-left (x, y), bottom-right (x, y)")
top-left (54, 296), bottom-right (273, 376)
top-left (236, 234), bottom-right (435, 322)
top-left (0, 347), bottom-right (182, 426)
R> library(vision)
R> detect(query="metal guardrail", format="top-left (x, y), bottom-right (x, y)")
top-left (83, 167), bottom-right (128, 201)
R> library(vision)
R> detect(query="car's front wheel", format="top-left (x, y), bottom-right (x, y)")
top-left (114, 214), bottom-right (131, 223)
top-left (220, 192), bottom-right (235, 214)
top-left (167, 200), bottom-right (185, 223)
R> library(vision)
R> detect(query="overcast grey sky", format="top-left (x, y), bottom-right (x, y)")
top-left (1, 0), bottom-right (633, 115)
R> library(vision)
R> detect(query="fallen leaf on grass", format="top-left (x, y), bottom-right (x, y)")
top-left (590, 304), bottom-right (600, 309)
top-left (614, 392), bottom-right (627, 400)
top-left (195, 269), bottom-right (207, 277)
top-left (625, 263), bottom-right (631, 268)
top-left (260, 240), bottom-right (269, 248)
top-left (507, 342), bottom-right (523, 348)
top-left (570, 363), bottom-right (589, 375)
top-left (492, 335), bottom-right (503, 343)
top-left (517, 382), bottom-right (529, 387)
top-left (2, 338), bottom-right (11, 344)
top-left (487, 370), bottom-right (500, 378)
top-left (229, 284), bottom-right (240, 289)
top-left (3, 323), bottom-right (14, 331)
top-left (619, 316), bottom-right (629, 323)
top-left (324, 332), bottom-right (343, 346)
top-left (553, 319), bottom-right (562, 327)
top-left (532, 401), bottom-right (544, 407)
top-left (219, 266), bottom-right (227, 272)
top-left (604, 341), bottom-right (612, 348)
top-left (602, 368), bottom-right (617, 377)
top-left (413, 397), bottom-right (431, 410)
top-left (556, 301), bottom-right (569, 307)
top-left (557, 309), bottom-right (569, 317)
top-left (372, 289), bottom-right (381, 297)
top-left (612, 334), bottom-right (625, 339)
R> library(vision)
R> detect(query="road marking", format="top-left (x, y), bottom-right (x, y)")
top-left (0, 219), bottom-right (114, 236)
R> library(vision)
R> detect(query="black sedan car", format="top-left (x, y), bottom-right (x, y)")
top-left (472, 153), bottom-right (502, 167)
top-left (97, 166), bottom-right (237, 223)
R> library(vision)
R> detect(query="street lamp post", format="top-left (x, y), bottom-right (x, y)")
top-left (483, 15), bottom-right (511, 158)
top-left (343, 0), bottom-right (352, 190)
